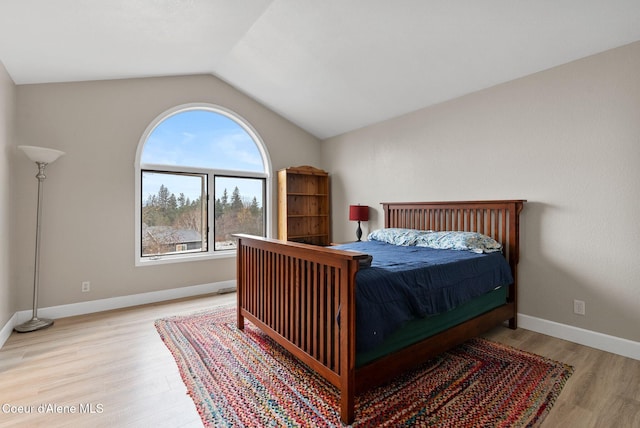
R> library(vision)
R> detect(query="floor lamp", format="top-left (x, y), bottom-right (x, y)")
top-left (14, 145), bottom-right (65, 333)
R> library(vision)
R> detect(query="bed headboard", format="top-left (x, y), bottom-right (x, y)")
top-left (382, 200), bottom-right (525, 270)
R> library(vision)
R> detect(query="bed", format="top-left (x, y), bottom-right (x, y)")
top-left (235, 200), bottom-right (525, 424)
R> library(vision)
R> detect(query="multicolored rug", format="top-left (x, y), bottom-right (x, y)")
top-left (155, 306), bottom-right (573, 427)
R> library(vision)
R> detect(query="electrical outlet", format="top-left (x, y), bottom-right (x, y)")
top-left (82, 281), bottom-right (91, 292)
top-left (573, 299), bottom-right (585, 315)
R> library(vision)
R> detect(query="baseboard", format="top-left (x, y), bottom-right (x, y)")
top-left (0, 280), bottom-right (236, 349)
top-left (518, 313), bottom-right (640, 361)
top-left (0, 312), bottom-right (18, 349)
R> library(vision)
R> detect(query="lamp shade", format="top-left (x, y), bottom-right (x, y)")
top-left (349, 204), bottom-right (369, 222)
top-left (19, 145), bottom-right (65, 164)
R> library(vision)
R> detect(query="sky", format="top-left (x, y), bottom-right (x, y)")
top-left (140, 109), bottom-right (266, 206)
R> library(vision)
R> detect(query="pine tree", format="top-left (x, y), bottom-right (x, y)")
top-left (231, 186), bottom-right (243, 211)
top-left (157, 185), bottom-right (170, 209)
top-left (220, 189), bottom-right (229, 216)
top-left (215, 198), bottom-right (224, 219)
top-left (250, 197), bottom-right (260, 216)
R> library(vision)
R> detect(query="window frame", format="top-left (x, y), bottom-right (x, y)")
top-left (140, 169), bottom-right (209, 258)
top-left (212, 173), bottom-right (267, 251)
top-left (134, 103), bottom-right (272, 267)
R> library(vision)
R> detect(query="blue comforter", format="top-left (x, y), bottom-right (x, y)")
top-left (332, 240), bottom-right (513, 352)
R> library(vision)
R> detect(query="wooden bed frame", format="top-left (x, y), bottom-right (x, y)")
top-left (236, 200), bottom-right (525, 424)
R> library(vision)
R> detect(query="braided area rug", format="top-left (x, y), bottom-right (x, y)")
top-left (155, 305), bottom-right (573, 427)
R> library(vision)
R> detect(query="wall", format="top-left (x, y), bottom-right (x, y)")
top-left (322, 42), bottom-right (640, 343)
top-left (13, 74), bottom-right (320, 309)
top-left (0, 62), bottom-right (15, 328)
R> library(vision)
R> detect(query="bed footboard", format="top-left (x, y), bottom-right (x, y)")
top-left (235, 234), bottom-right (367, 423)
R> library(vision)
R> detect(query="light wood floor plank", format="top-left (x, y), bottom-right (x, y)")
top-left (483, 326), bottom-right (640, 427)
top-left (1, 292), bottom-right (638, 427)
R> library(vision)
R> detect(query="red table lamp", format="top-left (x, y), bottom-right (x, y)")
top-left (349, 204), bottom-right (369, 241)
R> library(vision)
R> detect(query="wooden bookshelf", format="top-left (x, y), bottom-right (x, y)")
top-left (277, 166), bottom-right (330, 245)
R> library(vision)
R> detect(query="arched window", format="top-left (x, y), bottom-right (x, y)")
top-left (135, 104), bottom-right (271, 265)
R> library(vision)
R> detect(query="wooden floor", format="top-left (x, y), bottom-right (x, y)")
top-left (1, 292), bottom-right (638, 428)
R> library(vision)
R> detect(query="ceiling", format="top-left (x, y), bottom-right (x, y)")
top-left (1, 1), bottom-right (640, 139)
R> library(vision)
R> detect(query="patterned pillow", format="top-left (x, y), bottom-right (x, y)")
top-left (415, 231), bottom-right (503, 253)
top-left (367, 228), bottom-right (430, 246)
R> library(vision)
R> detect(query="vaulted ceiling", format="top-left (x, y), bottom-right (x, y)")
top-left (2, 1), bottom-right (639, 139)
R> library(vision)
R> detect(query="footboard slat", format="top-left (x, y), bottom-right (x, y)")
top-left (319, 264), bottom-right (325, 362)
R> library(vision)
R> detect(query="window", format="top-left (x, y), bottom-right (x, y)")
top-left (135, 104), bottom-right (271, 265)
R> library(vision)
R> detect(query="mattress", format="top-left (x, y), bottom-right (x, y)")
top-left (332, 240), bottom-right (513, 352)
top-left (355, 286), bottom-right (507, 366)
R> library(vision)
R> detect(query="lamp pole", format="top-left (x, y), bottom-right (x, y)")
top-left (14, 146), bottom-right (64, 333)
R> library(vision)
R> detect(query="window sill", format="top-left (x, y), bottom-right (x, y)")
top-left (135, 250), bottom-right (236, 267)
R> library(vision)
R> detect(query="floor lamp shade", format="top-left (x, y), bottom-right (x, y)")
top-left (19, 145), bottom-right (65, 163)
top-left (349, 204), bottom-right (369, 241)
top-left (14, 145), bottom-right (65, 333)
